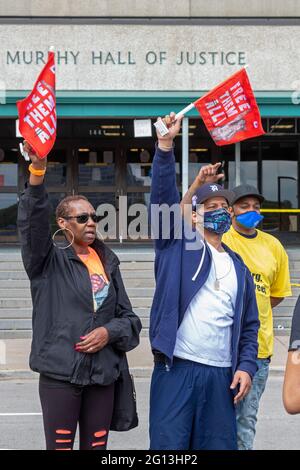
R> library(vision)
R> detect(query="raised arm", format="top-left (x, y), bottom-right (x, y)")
top-left (180, 162), bottom-right (225, 213)
top-left (150, 113), bottom-right (183, 207)
top-left (17, 141), bottom-right (53, 279)
top-left (150, 113), bottom-right (185, 249)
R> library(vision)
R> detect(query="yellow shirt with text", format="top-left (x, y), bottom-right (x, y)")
top-left (223, 227), bottom-right (292, 358)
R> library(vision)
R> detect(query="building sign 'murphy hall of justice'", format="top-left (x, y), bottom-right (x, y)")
top-left (6, 50), bottom-right (246, 67)
top-left (0, 25), bottom-right (299, 90)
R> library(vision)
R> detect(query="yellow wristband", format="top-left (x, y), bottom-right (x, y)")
top-left (29, 163), bottom-right (46, 176)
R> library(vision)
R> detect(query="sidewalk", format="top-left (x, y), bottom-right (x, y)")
top-left (0, 335), bottom-right (290, 379)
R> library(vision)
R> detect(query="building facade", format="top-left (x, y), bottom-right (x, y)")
top-left (1, 1), bottom-right (300, 243)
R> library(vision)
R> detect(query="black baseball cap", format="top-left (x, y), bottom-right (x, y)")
top-left (192, 183), bottom-right (234, 207)
top-left (230, 184), bottom-right (264, 206)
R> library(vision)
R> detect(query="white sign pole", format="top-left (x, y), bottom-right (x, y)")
top-left (154, 102), bottom-right (195, 136)
top-left (19, 142), bottom-right (30, 161)
top-left (174, 102), bottom-right (195, 120)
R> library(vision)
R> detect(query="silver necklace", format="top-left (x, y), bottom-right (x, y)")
top-left (212, 255), bottom-right (232, 291)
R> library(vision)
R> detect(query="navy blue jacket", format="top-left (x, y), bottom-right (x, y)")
top-left (149, 146), bottom-right (260, 379)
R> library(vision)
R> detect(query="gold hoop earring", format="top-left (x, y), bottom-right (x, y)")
top-left (52, 227), bottom-right (75, 250)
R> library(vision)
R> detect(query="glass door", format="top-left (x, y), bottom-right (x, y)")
top-left (0, 144), bottom-right (20, 242)
top-left (124, 138), bottom-right (183, 241)
top-left (75, 141), bottom-right (121, 242)
top-left (261, 140), bottom-right (299, 235)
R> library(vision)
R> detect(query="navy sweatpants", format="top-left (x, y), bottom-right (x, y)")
top-left (149, 358), bottom-right (237, 450)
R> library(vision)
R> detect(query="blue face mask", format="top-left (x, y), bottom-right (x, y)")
top-left (235, 211), bottom-right (264, 229)
top-left (204, 208), bottom-right (231, 234)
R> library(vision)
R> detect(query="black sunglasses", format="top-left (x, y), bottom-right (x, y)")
top-left (64, 213), bottom-right (101, 224)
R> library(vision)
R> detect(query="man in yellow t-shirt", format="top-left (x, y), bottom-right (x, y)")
top-left (223, 184), bottom-right (292, 450)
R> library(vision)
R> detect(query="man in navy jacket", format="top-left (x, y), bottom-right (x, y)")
top-left (149, 113), bottom-right (259, 450)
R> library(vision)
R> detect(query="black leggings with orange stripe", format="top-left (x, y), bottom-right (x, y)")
top-left (39, 374), bottom-right (115, 450)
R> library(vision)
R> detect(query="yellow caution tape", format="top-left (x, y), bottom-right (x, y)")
top-left (291, 283), bottom-right (300, 287)
top-left (260, 209), bottom-right (300, 213)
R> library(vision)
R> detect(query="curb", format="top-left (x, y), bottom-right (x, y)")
top-left (268, 366), bottom-right (285, 376)
top-left (0, 366), bottom-right (284, 380)
top-left (0, 370), bottom-right (38, 380)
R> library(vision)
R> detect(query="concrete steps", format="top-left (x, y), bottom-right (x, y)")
top-left (0, 271), bottom-right (29, 280)
top-left (0, 246), bottom-right (299, 339)
top-left (0, 248), bottom-right (154, 339)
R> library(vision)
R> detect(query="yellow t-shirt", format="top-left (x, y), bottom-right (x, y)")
top-left (223, 226), bottom-right (292, 358)
top-left (78, 247), bottom-right (109, 312)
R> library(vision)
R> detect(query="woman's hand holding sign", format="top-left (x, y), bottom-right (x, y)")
top-left (23, 140), bottom-right (47, 186)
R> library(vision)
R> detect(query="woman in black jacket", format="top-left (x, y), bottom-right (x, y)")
top-left (17, 142), bottom-right (142, 450)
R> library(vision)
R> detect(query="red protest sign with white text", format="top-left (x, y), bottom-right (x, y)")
top-left (17, 51), bottom-right (56, 159)
top-left (194, 68), bottom-right (265, 146)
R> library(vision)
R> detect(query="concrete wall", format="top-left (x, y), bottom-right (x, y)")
top-left (2, 24), bottom-right (300, 91)
top-left (0, 0), bottom-right (300, 18)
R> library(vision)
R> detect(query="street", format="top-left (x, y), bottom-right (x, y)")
top-left (0, 376), bottom-right (299, 450)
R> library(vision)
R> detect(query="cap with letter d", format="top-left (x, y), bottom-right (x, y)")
top-left (192, 183), bottom-right (234, 209)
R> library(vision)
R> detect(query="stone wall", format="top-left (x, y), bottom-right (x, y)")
top-left (0, 24), bottom-right (299, 91)
top-left (0, 0), bottom-right (300, 18)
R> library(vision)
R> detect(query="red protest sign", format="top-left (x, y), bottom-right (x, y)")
top-left (17, 51), bottom-right (56, 159)
top-left (194, 68), bottom-right (265, 146)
